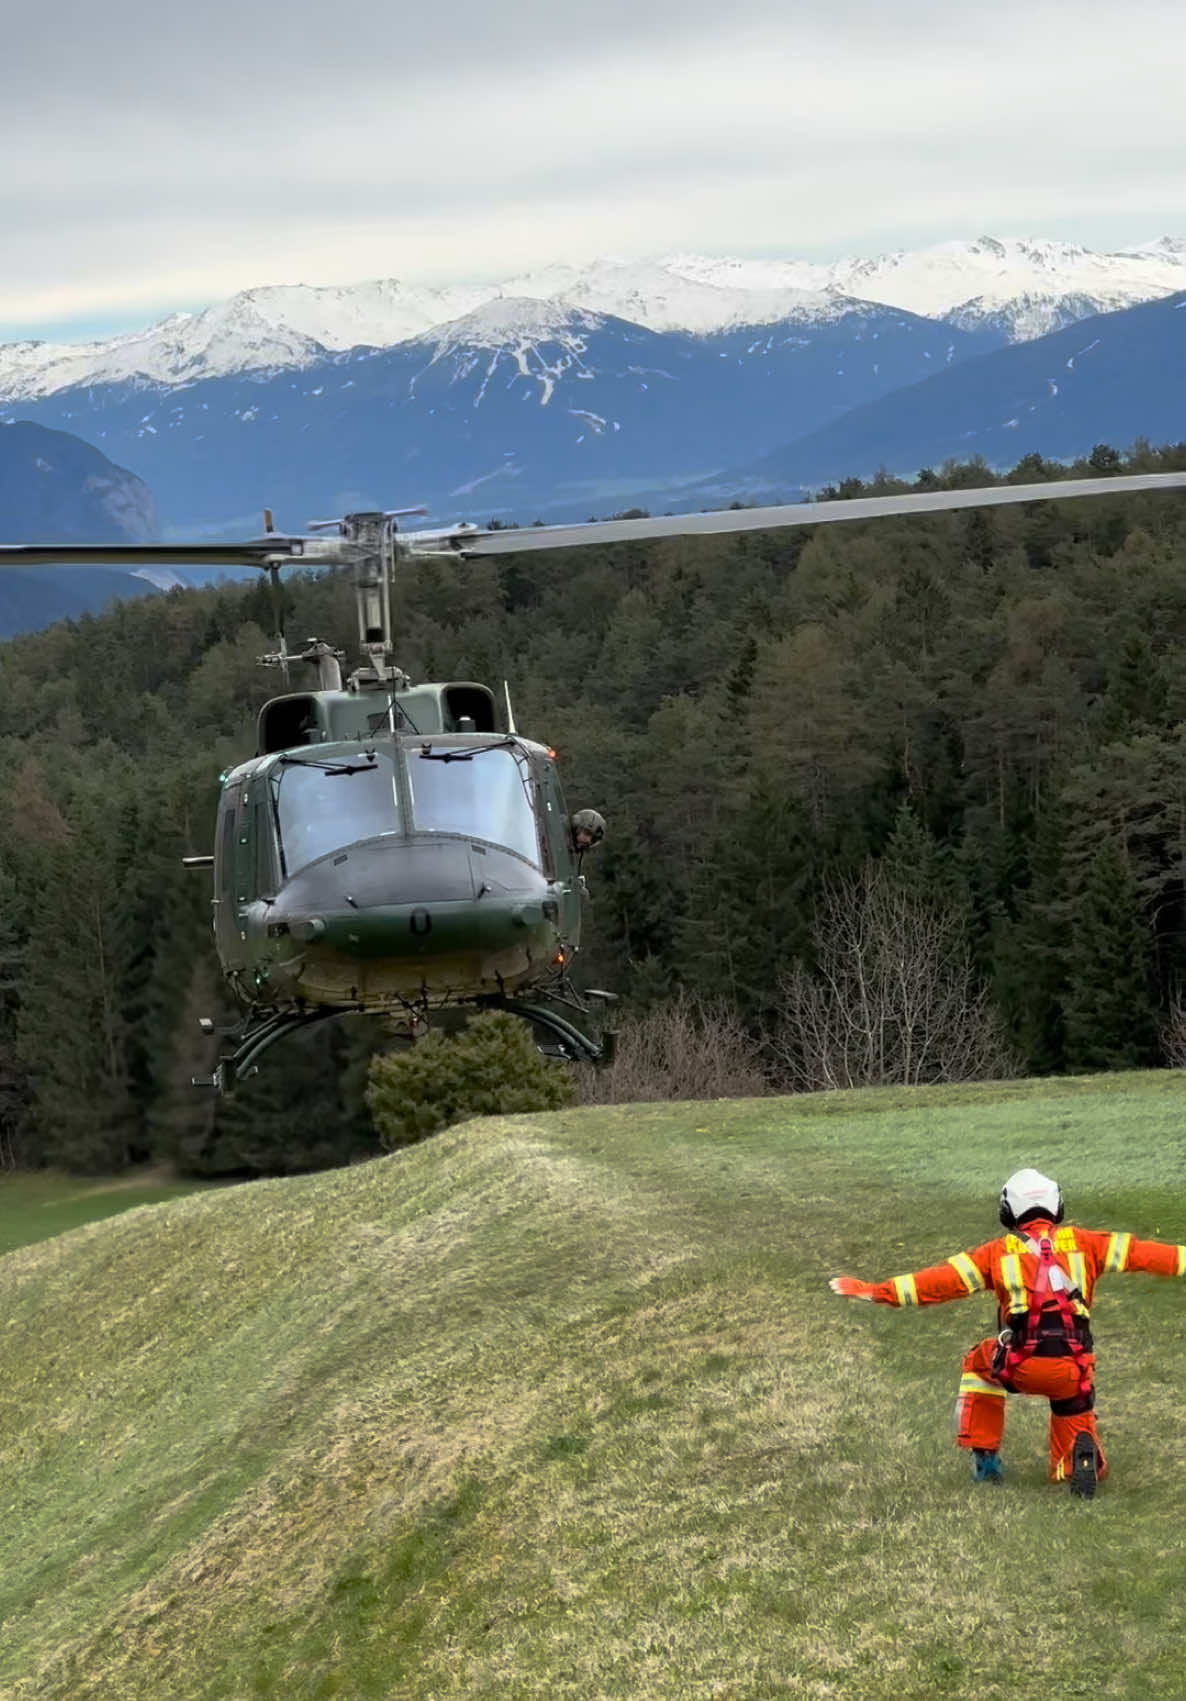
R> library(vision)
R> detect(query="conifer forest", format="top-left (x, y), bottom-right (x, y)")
top-left (4, 444), bottom-right (1186, 1175)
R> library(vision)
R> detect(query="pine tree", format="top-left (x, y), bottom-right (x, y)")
top-left (1062, 842), bottom-right (1158, 1071)
top-left (676, 783), bottom-right (819, 1025)
top-left (0, 863), bottom-right (30, 1168)
top-left (593, 813), bottom-right (682, 993)
top-left (991, 835), bottom-right (1064, 1071)
top-left (881, 801), bottom-right (958, 904)
top-left (17, 789), bottom-right (138, 1169)
top-left (1099, 627), bottom-right (1169, 736)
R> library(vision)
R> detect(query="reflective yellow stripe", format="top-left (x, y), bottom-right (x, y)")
top-left (892, 1273), bottom-right (919, 1306)
top-left (1067, 1251), bottom-right (1087, 1297)
top-left (959, 1373), bottom-right (1005, 1398)
top-left (1177, 1245), bottom-right (1186, 1278)
top-left (948, 1252), bottom-right (985, 1294)
top-left (1000, 1253), bottom-right (1027, 1314)
top-left (1105, 1233), bottom-right (1132, 1274)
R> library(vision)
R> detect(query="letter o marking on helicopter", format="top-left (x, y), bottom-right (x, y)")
top-left (410, 909), bottom-right (432, 935)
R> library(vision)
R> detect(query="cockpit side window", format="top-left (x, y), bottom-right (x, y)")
top-left (216, 799), bottom-right (237, 891)
top-left (233, 788), bottom-right (254, 906)
top-left (536, 759), bottom-right (572, 879)
top-left (252, 788), bottom-right (279, 897)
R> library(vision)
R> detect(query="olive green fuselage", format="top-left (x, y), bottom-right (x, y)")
top-left (213, 730), bottom-right (582, 1016)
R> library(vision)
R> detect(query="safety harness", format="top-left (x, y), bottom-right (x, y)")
top-left (996, 1230), bottom-right (1093, 1397)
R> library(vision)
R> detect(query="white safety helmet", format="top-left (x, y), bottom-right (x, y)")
top-left (999, 1168), bottom-right (1063, 1229)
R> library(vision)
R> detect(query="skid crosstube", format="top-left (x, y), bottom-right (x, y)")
top-left (194, 995), bottom-right (612, 1094)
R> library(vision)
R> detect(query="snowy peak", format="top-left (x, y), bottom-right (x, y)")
top-left (499, 255), bottom-right (851, 334)
top-left (833, 235), bottom-right (1186, 336)
top-left (414, 296), bottom-right (608, 355)
top-left (0, 278), bottom-right (495, 404)
top-left (1120, 236), bottom-right (1186, 259)
top-left (944, 289), bottom-right (1109, 343)
top-left (0, 300), bottom-right (327, 403)
top-left (409, 298), bottom-right (615, 407)
top-left (221, 277), bottom-right (495, 350)
top-left (669, 236), bottom-right (1186, 340)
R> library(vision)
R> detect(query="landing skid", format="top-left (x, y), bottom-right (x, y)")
top-left (480, 996), bottom-right (615, 1064)
top-left (192, 1006), bottom-right (344, 1094)
top-left (193, 992), bottom-right (615, 1094)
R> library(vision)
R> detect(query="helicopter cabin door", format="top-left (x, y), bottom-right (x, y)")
top-left (213, 775), bottom-right (275, 972)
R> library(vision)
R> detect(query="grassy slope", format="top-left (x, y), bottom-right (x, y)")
top-left (0, 1173), bottom-right (212, 1257)
top-left (3, 1074), bottom-right (1186, 1701)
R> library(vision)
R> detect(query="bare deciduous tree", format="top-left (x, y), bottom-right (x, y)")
top-left (770, 863), bottom-right (1016, 1091)
top-left (578, 991), bottom-right (768, 1105)
top-left (1158, 991), bottom-right (1186, 1069)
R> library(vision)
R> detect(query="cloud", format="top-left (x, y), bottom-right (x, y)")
top-left (4, 0), bottom-right (1185, 335)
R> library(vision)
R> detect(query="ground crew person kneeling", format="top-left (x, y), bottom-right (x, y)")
top-left (829, 1168), bottom-right (1186, 1497)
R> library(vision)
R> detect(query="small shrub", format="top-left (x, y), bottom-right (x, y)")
top-left (578, 992), bottom-right (767, 1105)
top-left (366, 1012), bottom-right (576, 1149)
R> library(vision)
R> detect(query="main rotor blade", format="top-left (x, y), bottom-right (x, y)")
top-left (5, 471), bottom-right (1184, 574)
top-left (454, 472), bottom-right (1186, 556)
top-left (0, 537), bottom-right (352, 570)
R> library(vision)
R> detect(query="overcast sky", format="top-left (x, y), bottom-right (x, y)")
top-left (5, 0), bottom-right (1184, 342)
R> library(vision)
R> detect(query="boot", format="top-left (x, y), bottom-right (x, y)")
top-left (1069, 1433), bottom-right (1099, 1499)
top-left (973, 1449), bottom-right (1004, 1482)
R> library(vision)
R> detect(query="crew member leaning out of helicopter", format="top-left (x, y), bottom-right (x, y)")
top-left (830, 1169), bottom-right (1186, 1497)
top-left (571, 810), bottom-right (606, 855)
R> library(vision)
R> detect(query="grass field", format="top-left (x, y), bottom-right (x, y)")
top-left (0, 1170), bottom-right (213, 1256)
top-left (3, 1073), bottom-right (1186, 1700)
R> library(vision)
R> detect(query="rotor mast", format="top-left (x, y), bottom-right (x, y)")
top-left (305, 508), bottom-right (427, 693)
top-left (354, 512), bottom-right (402, 686)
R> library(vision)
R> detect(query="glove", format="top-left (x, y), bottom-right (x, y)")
top-left (829, 1275), bottom-right (876, 1301)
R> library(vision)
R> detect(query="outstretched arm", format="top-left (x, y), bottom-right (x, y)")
top-left (830, 1246), bottom-right (993, 1308)
top-left (1088, 1230), bottom-right (1186, 1281)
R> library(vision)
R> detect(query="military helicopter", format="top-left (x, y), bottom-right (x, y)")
top-left (3, 471), bottom-right (1185, 1089)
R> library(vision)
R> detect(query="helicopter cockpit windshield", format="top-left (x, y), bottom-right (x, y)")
top-left (269, 744), bottom-right (543, 876)
top-left (272, 750), bottom-right (400, 875)
top-left (408, 745), bottom-right (541, 867)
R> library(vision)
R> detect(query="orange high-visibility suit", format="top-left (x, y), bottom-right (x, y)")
top-left (833, 1220), bottom-right (1186, 1480)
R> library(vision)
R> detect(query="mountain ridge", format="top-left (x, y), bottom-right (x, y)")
top-left (6, 235), bottom-right (1186, 403)
top-left (714, 288), bottom-right (1186, 495)
top-left (8, 301), bottom-right (994, 530)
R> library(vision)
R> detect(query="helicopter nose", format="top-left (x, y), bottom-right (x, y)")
top-left (270, 834), bottom-right (556, 960)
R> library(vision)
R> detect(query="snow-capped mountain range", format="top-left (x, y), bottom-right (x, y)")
top-left (17, 296), bottom-right (991, 531)
top-left (4, 236), bottom-right (1186, 403)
